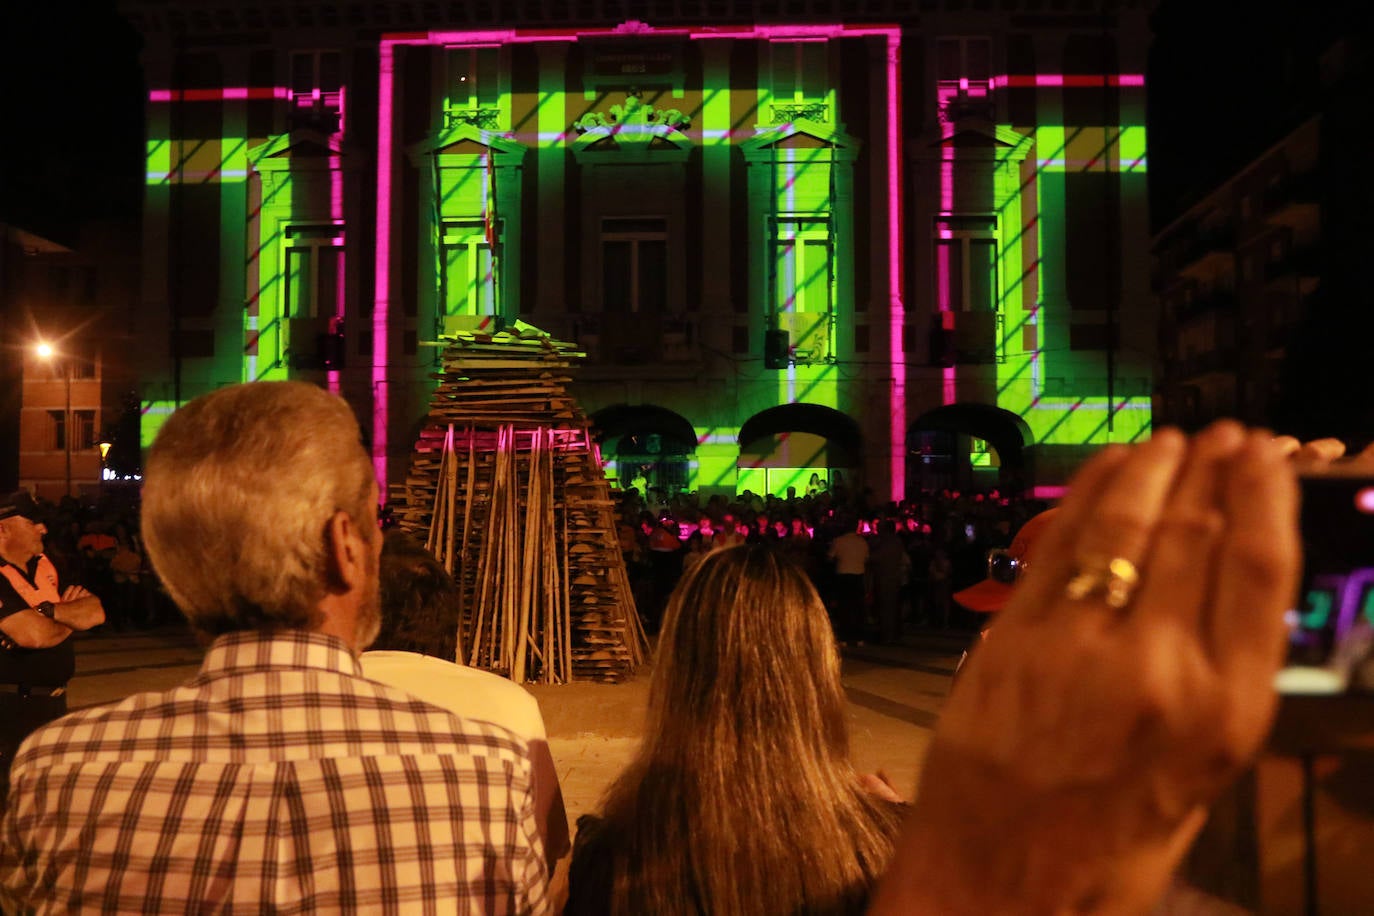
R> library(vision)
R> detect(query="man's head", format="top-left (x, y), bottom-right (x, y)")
top-left (952, 508), bottom-right (1058, 614)
top-left (0, 490), bottom-right (47, 566)
top-left (374, 529), bottom-right (462, 662)
top-left (141, 382), bottom-right (380, 645)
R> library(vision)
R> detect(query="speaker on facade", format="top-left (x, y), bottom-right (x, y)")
top-left (764, 328), bottom-right (790, 369)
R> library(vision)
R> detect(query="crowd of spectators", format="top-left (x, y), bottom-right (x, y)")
top-left (616, 479), bottom-right (1052, 641)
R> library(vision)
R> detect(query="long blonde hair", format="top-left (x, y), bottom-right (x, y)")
top-left (593, 545), bottom-right (903, 915)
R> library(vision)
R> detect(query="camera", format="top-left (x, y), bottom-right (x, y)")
top-left (1277, 469), bottom-right (1374, 694)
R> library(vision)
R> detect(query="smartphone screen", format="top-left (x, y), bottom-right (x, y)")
top-left (1277, 475), bottom-right (1374, 694)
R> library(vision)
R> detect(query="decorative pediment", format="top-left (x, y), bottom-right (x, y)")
top-left (571, 93), bottom-right (693, 163)
top-left (408, 122), bottom-right (527, 167)
top-left (916, 123), bottom-right (1033, 161)
top-left (249, 128), bottom-right (346, 171)
top-left (740, 119), bottom-right (860, 164)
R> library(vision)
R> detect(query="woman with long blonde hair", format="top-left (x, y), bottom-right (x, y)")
top-left (566, 544), bottom-right (906, 915)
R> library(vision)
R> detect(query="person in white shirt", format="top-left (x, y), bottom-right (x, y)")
top-left (827, 515), bottom-right (870, 646)
top-left (360, 529), bottom-right (570, 872)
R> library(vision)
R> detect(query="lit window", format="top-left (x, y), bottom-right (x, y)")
top-left (284, 226), bottom-right (344, 320)
top-left (442, 218), bottom-right (498, 320)
top-left (772, 217), bottom-right (834, 362)
top-left (935, 216), bottom-right (998, 312)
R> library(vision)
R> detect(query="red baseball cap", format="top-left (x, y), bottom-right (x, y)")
top-left (952, 508), bottom-right (1059, 613)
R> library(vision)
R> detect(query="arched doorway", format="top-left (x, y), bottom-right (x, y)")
top-left (907, 404), bottom-right (1032, 494)
top-left (590, 404), bottom-right (697, 497)
top-left (737, 403), bottom-right (862, 498)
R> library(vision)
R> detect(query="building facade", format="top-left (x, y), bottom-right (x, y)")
top-left (123, 0), bottom-right (1154, 503)
top-left (1, 223), bottom-right (141, 499)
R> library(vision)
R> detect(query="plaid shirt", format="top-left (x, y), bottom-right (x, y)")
top-left (0, 630), bottom-right (549, 915)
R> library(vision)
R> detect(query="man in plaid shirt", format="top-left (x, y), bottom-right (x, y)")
top-left (0, 382), bottom-right (549, 914)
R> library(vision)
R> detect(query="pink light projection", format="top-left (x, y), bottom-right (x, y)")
top-left (886, 33), bottom-right (906, 500)
top-left (995, 74), bottom-right (1145, 89)
top-left (372, 43), bottom-right (397, 486)
top-left (148, 88), bottom-right (292, 102)
top-left (328, 154), bottom-right (346, 395)
top-left (939, 133), bottom-right (957, 407)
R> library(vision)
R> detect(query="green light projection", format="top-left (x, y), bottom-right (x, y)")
top-left (140, 47), bottom-right (1150, 496)
top-left (988, 118), bottom-right (1152, 449)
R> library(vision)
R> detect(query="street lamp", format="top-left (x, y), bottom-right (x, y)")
top-left (33, 340), bottom-right (72, 498)
top-left (99, 440), bottom-right (113, 491)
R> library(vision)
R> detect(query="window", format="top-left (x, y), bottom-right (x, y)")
top-left (70, 352), bottom-right (96, 379)
top-left (445, 46), bottom-right (501, 129)
top-left (73, 410), bottom-right (97, 451)
top-left (769, 41), bottom-right (829, 122)
top-left (442, 218), bottom-right (498, 319)
top-left (771, 41), bottom-right (828, 102)
top-left (602, 218), bottom-right (667, 314)
top-left (284, 226), bottom-right (344, 319)
top-left (289, 50), bottom-right (343, 131)
top-left (935, 216), bottom-right (998, 313)
top-left (936, 37), bottom-right (993, 122)
top-left (772, 216), bottom-right (834, 362)
top-left (48, 410), bottom-right (66, 451)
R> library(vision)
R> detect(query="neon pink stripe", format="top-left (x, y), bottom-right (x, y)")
top-left (148, 87), bottom-right (290, 102)
top-left (886, 33), bottom-right (905, 500)
top-left (999, 74), bottom-right (1145, 88)
top-left (372, 43), bottom-right (396, 487)
top-left (328, 154), bottom-right (346, 396)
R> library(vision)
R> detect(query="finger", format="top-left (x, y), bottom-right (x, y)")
top-left (1292, 438), bottom-right (1347, 471)
top-left (1210, 431), bottom-right (1300, 681)
top-left (1074, 428), bottom-right (1187, 574)
top-left (1271, 435), bottom-right (1301, 458)
top-left (999, 444), bottom-right (1132, 623)
top-left (1130, 421), bottom-right (1245, 633)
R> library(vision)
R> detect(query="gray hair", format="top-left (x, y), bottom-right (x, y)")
top-left (142, 381), bottom-right (377, 637)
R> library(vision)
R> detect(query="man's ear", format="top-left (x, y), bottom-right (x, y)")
top-left (324, 510), bottom-right (370, 592)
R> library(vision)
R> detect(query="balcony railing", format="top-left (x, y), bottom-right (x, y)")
top-left (445, 106), bottom-right (503, 130)
top-left (768, 102), bottom-right (830, 124)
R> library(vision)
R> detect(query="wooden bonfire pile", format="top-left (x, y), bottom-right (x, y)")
top-left (393, 326), bottom-right (647, 684)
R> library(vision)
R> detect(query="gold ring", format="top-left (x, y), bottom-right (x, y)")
top-left (1064, 556), bottom-right (1139, 609)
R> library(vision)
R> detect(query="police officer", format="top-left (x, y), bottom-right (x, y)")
top-left (0, 491), bottom-right (105, 794)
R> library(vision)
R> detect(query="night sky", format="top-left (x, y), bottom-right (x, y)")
top-left (0, 0), bottom-right (1364, 240)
